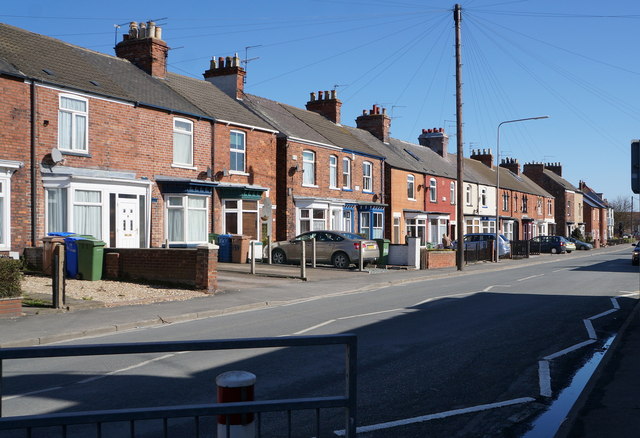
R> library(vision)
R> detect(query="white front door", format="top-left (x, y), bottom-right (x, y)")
top-left (116, 196), bottom-right (139, 248)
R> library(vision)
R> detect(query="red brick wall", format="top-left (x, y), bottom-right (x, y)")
top-left (104, 247), bottom-right (217, 289)
top-left (0, 297), bottom-right (23, 318)
top-left (279, 139), bottom-right (383, 240)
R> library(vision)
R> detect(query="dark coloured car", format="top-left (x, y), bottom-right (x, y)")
top-left (632, 243), bottom-right (640, 266)
top-left (268, 230), bottom-right (379, 269)
top-left (529, 235), bottom-right (574, 254)
top-left (567, 237), bottom-right (593, 250)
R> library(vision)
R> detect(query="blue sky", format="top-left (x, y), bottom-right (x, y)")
top-left (3, 0), bottom-right (640, 205)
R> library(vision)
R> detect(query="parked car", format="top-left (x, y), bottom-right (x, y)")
top-left (529, 235), bottom-right (574, 254)
top-left (632, 242), bottom-right (640, 266)
top-left (452, 233), bottom-right (511, 257)
top-left (268, 230), bottom-right (379, 268)
top-left (566, 237), bottom-right (593, 250)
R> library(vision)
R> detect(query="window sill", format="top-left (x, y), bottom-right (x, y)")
top-left (171, 164), bottom-right (197, 170)
top-left (302, 184), bottom-right (319, 188)
top-left (329, 187), bottom-right (341, 191)
top-left (59, 150), bottom-right (90, 157)
top-left (230, 171), bottom-right (250, 176)
top-left (342, 188), bottom-right (353, 192)
top-left (363, 190), bottom-right (374, 194)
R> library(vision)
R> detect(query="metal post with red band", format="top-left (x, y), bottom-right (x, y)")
top-left (216, 370), bottom-right (256, 438)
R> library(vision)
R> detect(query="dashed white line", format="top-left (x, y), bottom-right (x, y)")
top-left (2, 386), bottom-right (63, 401)
top-left (332, 397), bottom-right (535, 436)
top-left (517, 274), bottom-right (544, 282)
top-left (292, 320), bottom-right (336, 335)
top-left (588, 308), bottom-right (617, 321)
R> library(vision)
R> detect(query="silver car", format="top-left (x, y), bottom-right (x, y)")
top-left (268, 230), bottom-right (379, 269)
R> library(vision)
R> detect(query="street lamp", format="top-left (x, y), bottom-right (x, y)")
top-left (495, 116), bottom-right (549, 262)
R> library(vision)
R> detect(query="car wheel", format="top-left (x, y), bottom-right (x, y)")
top-left (332, 252), bottom-right (350, 269)
top-left (272, 249), bottom-right (286, 264)
top-left (567, 250), bottom-right (572, 253)
top-left (551, 247), bottom-right (557, 254)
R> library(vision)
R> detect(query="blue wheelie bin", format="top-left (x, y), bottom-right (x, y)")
top-left (217, 234), bottom-right (232, 263)
top-left (64, 235), bottom-right (88, 278)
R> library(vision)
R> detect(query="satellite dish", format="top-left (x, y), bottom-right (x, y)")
top-left (50, 148), bottom-right (63, 164)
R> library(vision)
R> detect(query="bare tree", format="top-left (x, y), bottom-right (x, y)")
top-left (611, 196), bottom-right (633, 236)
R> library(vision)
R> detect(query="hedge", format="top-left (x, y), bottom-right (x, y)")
top-left (0, 258), bottom-right (23, 298)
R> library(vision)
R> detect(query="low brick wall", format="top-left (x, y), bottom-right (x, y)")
top-left (104, 245), bottom-right (218, 292)
top-left (0, 297), bottom-right (23, 318)
top-left (420, 250), bottom-right (456, 269)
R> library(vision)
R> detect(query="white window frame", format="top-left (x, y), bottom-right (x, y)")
top-left (450, 182), bottom-right (455, 205)
top-left (466, 185), bottom-right (472, 205)
top-left (166, 194), bottom-right (209, 244)
top-left (222, 199), bottom-right (260, 239)
top-left (230, 130), bottom-right (246, 173)
top-left (502, 192), bottom-right (509, 212)
top-left (299, 208), bottom-right (327, 233)
top-left (406, 217), bottom-right (427, 246)
top-left (429, 178), bottom-right (437, 202)
top-left (302, 150), bottom-right (316, 186)
top-left (329, 155), bottom-right (338, 189)
top-left (0, 177), bottom-right (8, 250)
top-left (362, 161), bottom-right (373, 192)
top-left (342, 158), bottom-right (351, 189)
top-left (73, 189), bottom-right (103, 240)
top-left (481, 188), bottom-right (487, 207)
top-left (58, 94), bottom-right (88, 153)
top-left (372, 212), bottom-right (383, 238)
top-left (360, 212), bottom-right (371, 237)
top-left (173, 117), bottom-right (194, 167)
top-left (407, 174), bottom-right (415, 200)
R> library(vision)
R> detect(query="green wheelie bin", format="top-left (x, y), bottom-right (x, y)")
top-left (76, 237), bottom-right (106, 281)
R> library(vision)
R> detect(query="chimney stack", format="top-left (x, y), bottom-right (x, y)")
top-left (355, 104), bottom-right (391, 142)
top-left (115, 21), bottom-right (168, 78)
top-left (306, 90), bottom-right (342, 124)
top-left (203, 53), bottom-right (246, 99)
top-left (500, 157), bottom-right (520, 175)
top-left (470, 148), bottom-right (494, 168)
top-left (545, 162), bottom-right (562, 176)
top-left (417, 128), bottom-right (448, 157)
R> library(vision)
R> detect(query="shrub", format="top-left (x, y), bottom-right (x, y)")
top-left (571, 228), bottom-right (584, 241)
top-left (0, 258), bottom-right (23, 298)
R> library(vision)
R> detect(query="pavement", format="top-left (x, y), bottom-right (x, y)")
top-left (1, 245), bottom-right (638, 437)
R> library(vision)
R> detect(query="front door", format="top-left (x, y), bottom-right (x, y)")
top-left (116, 196), bottom-right (139, 248)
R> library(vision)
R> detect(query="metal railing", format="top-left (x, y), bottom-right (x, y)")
top-left (0, 334), bottom-right (357, 437)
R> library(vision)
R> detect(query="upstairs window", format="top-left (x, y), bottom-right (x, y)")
top-left (429, 178), bottom-right (437, 202)
top-left (450, 182), bottom-right (455, 204)
top-left (329, 155), bottom-right (338, 188)
top-left (465, 185), bottom-right (472, 205)
top-left (502, 192), bottom-right (509, 211)
top-left (342, 158), bottom-right (351, 189)
top-left (173, 118), bottom-right (193, 166)
top-left (230, 131), bottom-right (246, 172)
top-left (362, 161), bottom-right (373, 192)
top-left (302, 150), bottom-right (315, 186)
top-left (481, 188), bottom-right (487, 206)
top-left (58, 94), bottom-right (88, 152)
top-left (407, 175), bottom-right (415, 200)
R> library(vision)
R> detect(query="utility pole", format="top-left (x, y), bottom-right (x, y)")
top-left (454, 4), bottom-right (465, 271)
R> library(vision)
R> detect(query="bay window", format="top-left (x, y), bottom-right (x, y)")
top-left (167, 195), bottom-right (209, 243)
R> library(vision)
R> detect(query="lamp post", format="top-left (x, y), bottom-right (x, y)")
top-left (495, 116), bottom-right (549, 262)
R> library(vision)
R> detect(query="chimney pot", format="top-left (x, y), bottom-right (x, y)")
top-left (310, 92), bottom-right (316, 101)
top-left (318, 90), bottom-right (324, 99)
top-left (331, 89), bottom-right (337, 99)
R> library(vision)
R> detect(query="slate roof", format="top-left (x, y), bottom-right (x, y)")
top-left (165, 75), bottom-right (275, 131)
top-left (243, 94), bottom-right (384, 158)
top-left (542, 169), bottom-right (579, 192)
top-left (0, 23), bottom-right (205, 117)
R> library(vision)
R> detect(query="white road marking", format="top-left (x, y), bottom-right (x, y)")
top-left (517, 274), bottom-right (544, 282)
top-left (583, 319), bottom-right (597, 340)
top-left (78, 352), bottom-right (187, 384)
top-left (292, 320), bottom-right (336, 335)
top-left (2, 386), bottom-right (63, 401)
top-left (332, 397), bottom-right (535, 436)
top-left (610, 297), bottom-right (620, 309)
top-left (538, 360), bottom-right (552, 397)
top-left (588, 308), bottom-right (617, 321)
top-left (544, 340), bottom-right (597, 361)
top-left (482, 285), bottom-right (511, 292)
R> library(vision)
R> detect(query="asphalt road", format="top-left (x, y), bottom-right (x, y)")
top-left (2, 249), bottom-right (637, 437)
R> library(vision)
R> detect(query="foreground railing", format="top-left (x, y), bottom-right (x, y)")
top-left (0, 334), bottom-right (357, 438)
